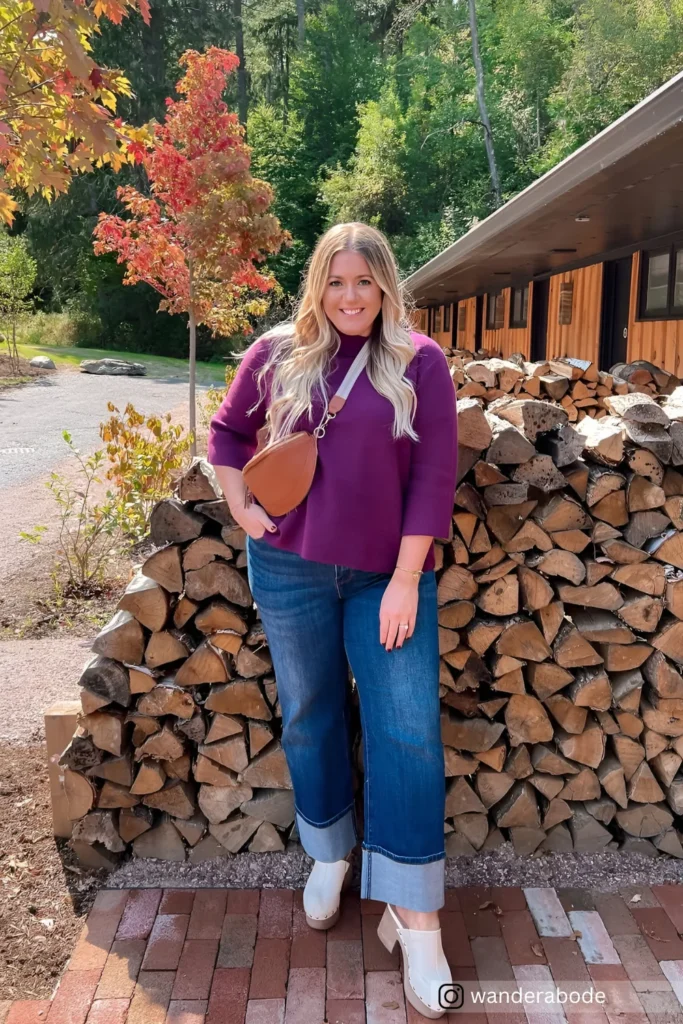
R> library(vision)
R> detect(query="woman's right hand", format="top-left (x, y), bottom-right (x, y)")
top-left (229, 497), bottom-right (279, 540)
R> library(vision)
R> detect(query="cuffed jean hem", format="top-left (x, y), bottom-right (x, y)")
top-left (361, 848), bottom-right (445, 912)
top-left (296, 804), bottom-right (357, 863)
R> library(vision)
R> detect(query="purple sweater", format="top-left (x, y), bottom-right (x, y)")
top-left (207, 329), bottom-right (458, 574)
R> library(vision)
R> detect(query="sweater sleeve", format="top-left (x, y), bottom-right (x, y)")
top-left (207, 337), bottom-right (272, 470)
top-left (401, 343), bottom-right (458, 540)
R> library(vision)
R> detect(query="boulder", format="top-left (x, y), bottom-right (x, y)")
top-left (29, 355), bottom-right (56, 369)
top-left (80, 358), bottom-right (146, 376)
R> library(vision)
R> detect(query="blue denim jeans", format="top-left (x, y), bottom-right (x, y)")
top-left (245, 534), bottom-right (446, 912)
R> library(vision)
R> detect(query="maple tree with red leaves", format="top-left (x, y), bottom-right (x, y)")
top-left (0, 0), bottom-right (153, 224)
top-left (93, 47), bottom-right (290, 455)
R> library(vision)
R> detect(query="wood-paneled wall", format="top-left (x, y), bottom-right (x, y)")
top-left (432, 304), bottom-right (454, 349)
top-left (627, 251), bottom-right (683, 375)
top-left (545, 264), bottom-right (603, 363)
top-left (409, 307), bottom-right (429, 334)
top-left (481, 287), bottom-right (532, 359)
top-left (455, 297), bottom-right (478, 351)
top-left (409, 305), bottom-right (453, 347)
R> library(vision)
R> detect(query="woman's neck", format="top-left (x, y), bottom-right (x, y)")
top-left (335, 329), bottom-right (371, 354)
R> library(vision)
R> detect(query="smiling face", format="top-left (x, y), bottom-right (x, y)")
top-left (322, 249), bottom-right (384, 337)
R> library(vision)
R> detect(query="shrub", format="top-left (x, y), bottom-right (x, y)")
top-left (199, 361), bottom-right (237, 430)
top-left (99, 402), bottom-right (193, 542)
top-left (17, 310), bottom-right (81, 348)
top-left (19, 431), bottom-right (124, 588)
top-left (20, 404), bottom-right (193, 589)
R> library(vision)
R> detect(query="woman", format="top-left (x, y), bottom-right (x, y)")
top-left (208, 221), bottom-right (458, 1019)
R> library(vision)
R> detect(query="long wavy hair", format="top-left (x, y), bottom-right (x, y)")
top-left (238, 222), bottom-right (421, 446)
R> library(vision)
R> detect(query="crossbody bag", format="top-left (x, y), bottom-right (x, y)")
top-left (241, 339), bottom-right (372, 516)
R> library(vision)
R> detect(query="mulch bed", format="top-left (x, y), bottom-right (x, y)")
top-left (0, 352), bottom-right (54, 389)
top-left (0, 540), bottom-right (154, 642)
top-left (0, 744), bottom-right (103, 1001)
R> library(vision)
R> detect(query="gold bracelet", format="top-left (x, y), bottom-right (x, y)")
top-left (395, 565), bottom-right (423, 580)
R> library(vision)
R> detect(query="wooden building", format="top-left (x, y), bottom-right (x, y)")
top-left (406, 71), bottom-right (683, 375)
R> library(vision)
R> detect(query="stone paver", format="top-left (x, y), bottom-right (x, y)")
top-left (7, 885), bottom-right (683, 1024)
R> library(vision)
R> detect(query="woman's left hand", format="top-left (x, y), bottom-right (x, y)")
top-left (380, 576), bottom-right (419, 651)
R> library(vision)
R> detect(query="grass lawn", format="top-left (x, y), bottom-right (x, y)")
top-left (16, 341), bottom-right (228, 386)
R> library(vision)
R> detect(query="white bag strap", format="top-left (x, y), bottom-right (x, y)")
top-left (314, 339), bottom-right (371, 438)
top-left (334, 339), bottom-right (371, 402)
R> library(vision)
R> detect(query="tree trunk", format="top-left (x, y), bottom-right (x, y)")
top-left (11, 316), bottom-right (18, 370)
top-left (233, 0), bottom-right (248, 131)
top-left (465, 0), bottom-right (501, 208)
top-left (296, 0), bottom-right (305, 43)
top-left (142, 0), bottom-right (166, 121)
top-left (188, 261), bottom-right (197, 460)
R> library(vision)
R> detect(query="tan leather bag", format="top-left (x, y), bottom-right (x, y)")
top-left (242, 339), bottom-right (371, 516)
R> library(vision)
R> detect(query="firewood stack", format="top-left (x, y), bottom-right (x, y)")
top-left (440, 351), bottom-right (683, 858)
top-left (57, 350), bottom-right (683, 865)
top-left (59, 461), bottom-right (307, 868)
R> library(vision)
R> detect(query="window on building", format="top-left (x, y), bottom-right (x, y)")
top-left (457, 305), bottom-right (467, 333)
top-left (486, 291), bottom-right (504, 330)
top-left (433, 307), bottom-right (443, 333)
top-left (640, 245), bottom-right (683, 318)
top-left (558, 281), bottom-right (574, 325)
top-left (509, 285), bottom-right (529, 329)
top-left (443, 304), bottom-right (451, 333)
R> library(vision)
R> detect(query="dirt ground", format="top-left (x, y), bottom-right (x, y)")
top-left (0, 416), bottom-right (210, 641)
top-left (0, 545), bottom-right (140, 641)
top-left (0, 351), bottom-right (54, 388)
top-left (0, 744), bottom-right (103, 1001)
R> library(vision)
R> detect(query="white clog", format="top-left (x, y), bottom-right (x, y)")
top-left (303, 858), bottom-right (353, 929)
top-left (377, 902), bottom-right (453, 1019)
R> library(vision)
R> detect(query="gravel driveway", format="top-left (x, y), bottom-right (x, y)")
top-left (0, 368), bottom-right (214, 589)
top-left (0, 369), bottom-right (217, 743)
top-left (0, 368), bottom-right (215, 490)
top-left (0, 637), bottom-right (87, 741)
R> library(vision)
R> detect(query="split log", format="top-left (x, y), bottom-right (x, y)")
top-left (457, 397), bottom-right (493, 450)
top-left (142, 544), bottom-right (184, 593)
top-left (79, 656), bottom-right (131, 709)
top-left (118, 572), bottom-right (170, 632)
top-left (63, 769), bottom-right (96, 819)
top-left (505, 695), bottom-right (553, 746)
top-left (92, 610), bottom-right (145, 665)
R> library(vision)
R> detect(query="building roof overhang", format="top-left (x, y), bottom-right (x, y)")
top-left (405, 70), bottom-right (683, 305)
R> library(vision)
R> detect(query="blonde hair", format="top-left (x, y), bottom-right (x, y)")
top-left (238, 221), bottom-right (421, 446)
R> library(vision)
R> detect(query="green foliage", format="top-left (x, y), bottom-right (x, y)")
top-left (10, 0), bottom-right (683, 348)
top-left (0, 234), bottom-right (37, 368)
top-left (200, 362), bottom-right (237, 431)
top-left (99, 402), bottom-right (194, 543)
top-left (19, 406), bottom-right (193, 586)
top-left (17, 311), bottom-right (82, 348)
top-left (535, 0), bottom-right (683, 172)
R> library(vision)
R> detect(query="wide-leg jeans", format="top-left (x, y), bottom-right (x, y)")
top-left (245, 534), bottom-right (446, 912)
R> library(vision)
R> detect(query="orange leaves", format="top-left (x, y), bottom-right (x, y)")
top-left (0, 0), bottom-right (152, 221)
top-left (93, 0), bottom-right (150, 26)
top-left (93, 47), bottom-right (289, 338)
top-left (0, 189), bottom-right (19, 226)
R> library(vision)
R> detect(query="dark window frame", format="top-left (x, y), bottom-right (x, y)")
top-left (638, 245), bottom-right (683, 320)
top-left (443, 303), bottom-right (451, 333)
top-left (509, 285), bottom-right (529, 329)
top-left (486, 290), bottom-right (501, 330)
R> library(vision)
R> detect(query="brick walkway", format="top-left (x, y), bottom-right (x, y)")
top-left (4, 885), bottom-right (683, 1023)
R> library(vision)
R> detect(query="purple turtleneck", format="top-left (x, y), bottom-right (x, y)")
top-left (207, 329), bottom-right (458, 574)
